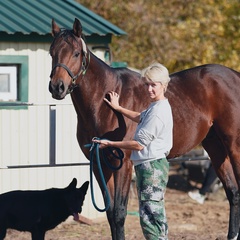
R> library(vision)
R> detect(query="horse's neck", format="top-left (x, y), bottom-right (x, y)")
top-left (71, 54), bottom-right (115, 125)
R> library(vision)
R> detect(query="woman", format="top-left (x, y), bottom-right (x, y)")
top-left (93, 62), bottom-right (173, 240)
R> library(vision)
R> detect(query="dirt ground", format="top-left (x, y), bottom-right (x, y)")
top-left (5, 168), bottom-right (229, 240)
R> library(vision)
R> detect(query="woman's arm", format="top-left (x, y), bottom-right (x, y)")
top-left (104, 91), bottom-right (140, 123)
top-left (93, 139), bottom-right (144, 151)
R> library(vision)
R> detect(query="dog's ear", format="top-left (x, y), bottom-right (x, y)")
top-left (68, 178), bottom-right (77, 189)
top-left (80, 181), bottom-right (89, 195)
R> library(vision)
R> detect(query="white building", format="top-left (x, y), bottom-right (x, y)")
top-left (0, 0), bottom-right (126, 220)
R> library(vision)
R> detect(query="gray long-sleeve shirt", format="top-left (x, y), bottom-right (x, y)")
top-left (130, 99), bottom-right (173, 166)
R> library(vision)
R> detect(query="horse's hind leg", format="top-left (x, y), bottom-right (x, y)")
top-left (202, 128), bottom-right (240, 240)
top-left (219, 158), bottom-right (240, 240)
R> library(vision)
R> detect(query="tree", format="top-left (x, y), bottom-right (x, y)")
top-left (78, 0), bottom-right (240, 72)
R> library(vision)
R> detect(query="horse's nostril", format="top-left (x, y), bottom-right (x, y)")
top-left (58, 81), bottom-right (65, 94)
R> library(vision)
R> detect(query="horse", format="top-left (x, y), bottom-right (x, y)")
top-left (49, 18), bottom-right (240, 240)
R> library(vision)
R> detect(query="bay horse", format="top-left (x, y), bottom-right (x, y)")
top-left (49, 18), bottom-right (240, 240)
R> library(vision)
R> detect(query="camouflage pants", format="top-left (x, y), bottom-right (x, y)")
top-left (134, 158), bottom-right (169, 240)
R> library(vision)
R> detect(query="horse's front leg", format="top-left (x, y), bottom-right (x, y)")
top-left (106, 161), bottom-right (133, 240)
top-left (93, 160), bottom-right (133, 240)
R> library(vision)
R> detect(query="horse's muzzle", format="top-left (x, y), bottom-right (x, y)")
top-left (48, 80), bottom-right (66, 100)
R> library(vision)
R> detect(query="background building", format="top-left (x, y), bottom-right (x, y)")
top-left (0, 0), bottom-right (126, 220)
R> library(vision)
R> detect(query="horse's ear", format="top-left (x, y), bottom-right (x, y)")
top-left (73, 18), bottom-right (82, 38)
top-left (52, 19), bottom-right (60, 37)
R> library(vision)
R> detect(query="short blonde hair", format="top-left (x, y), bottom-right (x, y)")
top-left (141, 62), bottom-right (171, 88)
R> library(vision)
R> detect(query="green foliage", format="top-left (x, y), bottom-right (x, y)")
top-left (78, 0), bottom-right (240, 72)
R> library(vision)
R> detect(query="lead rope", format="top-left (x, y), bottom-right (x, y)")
top-left (84, 138), bottom-right (124, 212)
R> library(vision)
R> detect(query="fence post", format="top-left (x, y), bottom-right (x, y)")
top-left (49, 105), bottom-right (56, 165)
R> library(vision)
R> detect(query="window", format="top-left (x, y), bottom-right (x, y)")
top-left (0, 56), bottom-right (28, 109)
top-left (0, 66), bottom-right (17, 101)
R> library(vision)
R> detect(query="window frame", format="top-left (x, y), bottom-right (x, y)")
top-left (0, 56), bottom-right (28, 110)
top-left (0, 66), bottom-right (17, 101)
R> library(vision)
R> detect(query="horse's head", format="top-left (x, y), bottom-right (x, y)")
top-left (49, 18), bottom-right (88, 100)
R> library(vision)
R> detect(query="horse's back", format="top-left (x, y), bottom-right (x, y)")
top-left (170, 64), bottom-right (240, 85)
top-left (167, 64), bottom-right (240, 157)
top-left (113, 67), bottom-right (140, 84)
top-left (168, 63), bottom-right (240, 112)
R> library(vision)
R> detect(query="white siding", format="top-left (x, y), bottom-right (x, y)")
top-left (0, 42), bottom-right (106, 219)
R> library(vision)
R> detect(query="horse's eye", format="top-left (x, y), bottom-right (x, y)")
top-left (74, 52), bottom-right (80, 58)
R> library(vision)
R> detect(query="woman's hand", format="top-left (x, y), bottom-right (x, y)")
top-left (104, 91), bottom-right (140, 123)
top-left (92, 138), bottom-right (110, 149)
top-left (104, 91), bottom-right (120, 111)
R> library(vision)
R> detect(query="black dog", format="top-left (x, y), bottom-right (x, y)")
top-left (0, 178), bottom-right (89, 240)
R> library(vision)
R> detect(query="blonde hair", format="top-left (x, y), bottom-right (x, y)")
top-left (141, 62), bottom-right (171, 89)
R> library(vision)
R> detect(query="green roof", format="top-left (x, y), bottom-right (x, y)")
top-left (0, 0), bottom-right (126, 36)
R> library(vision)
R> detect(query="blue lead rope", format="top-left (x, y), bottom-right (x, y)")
top-left (84, 138), bottom-right (124, 212)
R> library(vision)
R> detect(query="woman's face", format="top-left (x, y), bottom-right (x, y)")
top-left (145, 82), bottom-right (165, 101)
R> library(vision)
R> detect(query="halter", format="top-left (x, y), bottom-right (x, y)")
top-left (50, 38), bottom-right (90, 93)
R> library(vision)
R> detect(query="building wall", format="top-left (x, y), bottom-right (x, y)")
top-left (0, 41), bottom-right (106, 219)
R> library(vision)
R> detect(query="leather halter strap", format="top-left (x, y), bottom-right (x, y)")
top-left (50, 38), bottom-right (89, 93)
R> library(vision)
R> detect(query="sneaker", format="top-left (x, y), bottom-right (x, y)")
top-left (188, 191), bottom-right (205, 204)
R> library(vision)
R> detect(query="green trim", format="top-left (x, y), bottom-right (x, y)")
top-left (111, 62), bottom-right (128, 68)
top-left (0, 56), bottom-right (28, 110)
top-left (0, 33), bottom-right (112, 45)
top-left (0, 32), bottom-right (52, 43)
top-left (85, 35), bottom-right (112, 45)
